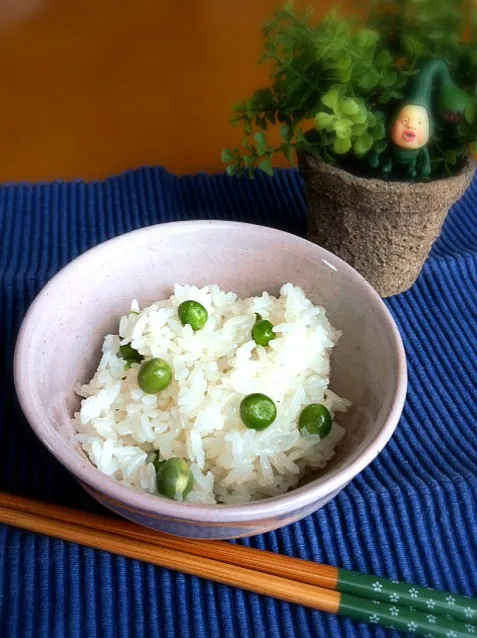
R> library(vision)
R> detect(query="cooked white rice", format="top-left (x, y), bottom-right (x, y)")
top-left (73, 284), bottom-right (350, 504)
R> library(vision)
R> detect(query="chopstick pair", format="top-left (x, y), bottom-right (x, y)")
top-left (0, 492), bottom-right (475, 637)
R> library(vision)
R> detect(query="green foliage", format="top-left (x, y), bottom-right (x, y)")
top-left (314, 90), bottom-right (386, 158)
top-left (222, 0), bottom-right (477, 180)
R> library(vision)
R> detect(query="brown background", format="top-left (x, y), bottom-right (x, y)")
top-left (0, 0), bottom-right (356, 182)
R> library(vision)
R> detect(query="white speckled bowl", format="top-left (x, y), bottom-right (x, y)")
top-left (14, 221), bottom-right (407, 539)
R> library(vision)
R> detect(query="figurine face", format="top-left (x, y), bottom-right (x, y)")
top-left (391, 105), bottom-right (430, 150)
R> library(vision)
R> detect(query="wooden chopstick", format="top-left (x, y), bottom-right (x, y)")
top-left (0, 493), bottom-right (475, 625)
top-left (0, 492), bottom-right (339, 587)
top-left (0, 493), bottom-right (475, 637)
top-left (0, 499), bottom-right (338, 611)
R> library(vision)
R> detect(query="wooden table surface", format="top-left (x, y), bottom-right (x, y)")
top-left (0, 0), bottom-right (352, 182)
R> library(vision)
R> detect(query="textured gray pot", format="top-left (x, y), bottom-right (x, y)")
top-left (298, 153), bottom-right (475, 297)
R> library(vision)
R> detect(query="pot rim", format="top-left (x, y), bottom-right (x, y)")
top-left (298, 150), bottom-right (476, 192)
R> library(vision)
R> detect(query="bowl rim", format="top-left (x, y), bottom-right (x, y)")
top-left (14, 220), bottom-right (407, 524)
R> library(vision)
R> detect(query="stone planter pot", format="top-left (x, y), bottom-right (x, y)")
top-left (298, 153), bottom-right (475, 297)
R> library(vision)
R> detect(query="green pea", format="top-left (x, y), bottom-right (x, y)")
top-left (252, 319), bottom-right (275, 347)
top-left (178, 300), bottom-right (208, 331)
top-left (138, 358), bottom-right (172, 394)
top-left (119, 343), bottom-right (144, 364)
top-left (156, 458), bottom-right (194, 501)
top-left (298, 404), bottom-right (332, 438)
top-left (240, 393), bottom-right (277, 430)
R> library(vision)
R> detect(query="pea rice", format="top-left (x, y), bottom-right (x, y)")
top-left (73, 283), bottom-right (350, 505)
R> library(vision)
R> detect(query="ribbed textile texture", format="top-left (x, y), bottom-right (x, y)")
top-left (0, 167), bottom-right (476, 638)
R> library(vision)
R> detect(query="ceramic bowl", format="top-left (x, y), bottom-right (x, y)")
top-left (14, 221), bottom-right (407, 539)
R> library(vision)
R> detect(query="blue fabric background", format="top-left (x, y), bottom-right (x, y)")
top-left (0, 167), bottom-right (476, 637)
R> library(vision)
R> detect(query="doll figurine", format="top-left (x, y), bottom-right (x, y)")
top-left (377, 60), bottom-right (474, 180)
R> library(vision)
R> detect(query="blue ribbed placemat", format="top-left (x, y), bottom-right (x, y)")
top-left (0, 167), bottom-right (476, 638)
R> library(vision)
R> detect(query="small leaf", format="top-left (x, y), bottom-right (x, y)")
top-left (259, 157), bottom-right (274, 176)
top-left (376, 50), bottom-right (393, 67)
top-left (295, 128), bottom-right (306, 144)
top-left (356, 29), bottom-right (380, 49)
top-left (244, 120), bottom-right (252, 135)
top-left (373, 139), bottom-right (388, 154)
top-left (232, 100), bottom-right (247, 114)
top-left (393, 75), bottom-right (407, 89)
top-left (379, 89), bottom-right (403, 104)
top-left (404, 36), bottom-right (425, 57)
top-left (321, 87), bottom-right (341, 112)
top-left (379, 90), bottom-right (393, 104)
top-left (351, 109), bottom-right (367, 125)
top-left (333, 137), bottom-right (352, 155)
top-left (380, 72), bottom-right (398, 88)
top-left (341, 99), bottom-right (360, 116)
top-left (315, 112), bottom-right (335, 129)
top-left (446, 151), bottom-right (457, 166)
top-left (352, 123), bottom-right (368, 136)
top-left (457, 120), bottom-right (471, 136)
top-left (280, 143), bottom-right (293, 161)
top-left (353, 133), bottom-right (374, 157)
top-left (366, 112), bottom-right (377, 128)
top-left (254, 132), bottom-right (268, 155)
top-left (336, 54), bottom-right (352, 70)
top-left (338, 65), bottom-right (353, 83)
top-left (280, 124), bottom-right (293, 142)
top-left (255, 88), bottom-right (274, 107)
top-left (369, 117), bottom-right (386, 140)
top-left (226, 165), bottom-right (237, 177)
top-left (334, 119), bottom-right (353, 139)
top-left (358, 70), bottom-right (381, 90)
top-left (465, 103), bottom-right (476, 124)
top-left (221, 149), bottom-right (235, 163)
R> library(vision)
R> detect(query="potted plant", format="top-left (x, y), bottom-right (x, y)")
top-left (222, 0), bottom-right (477, 296)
